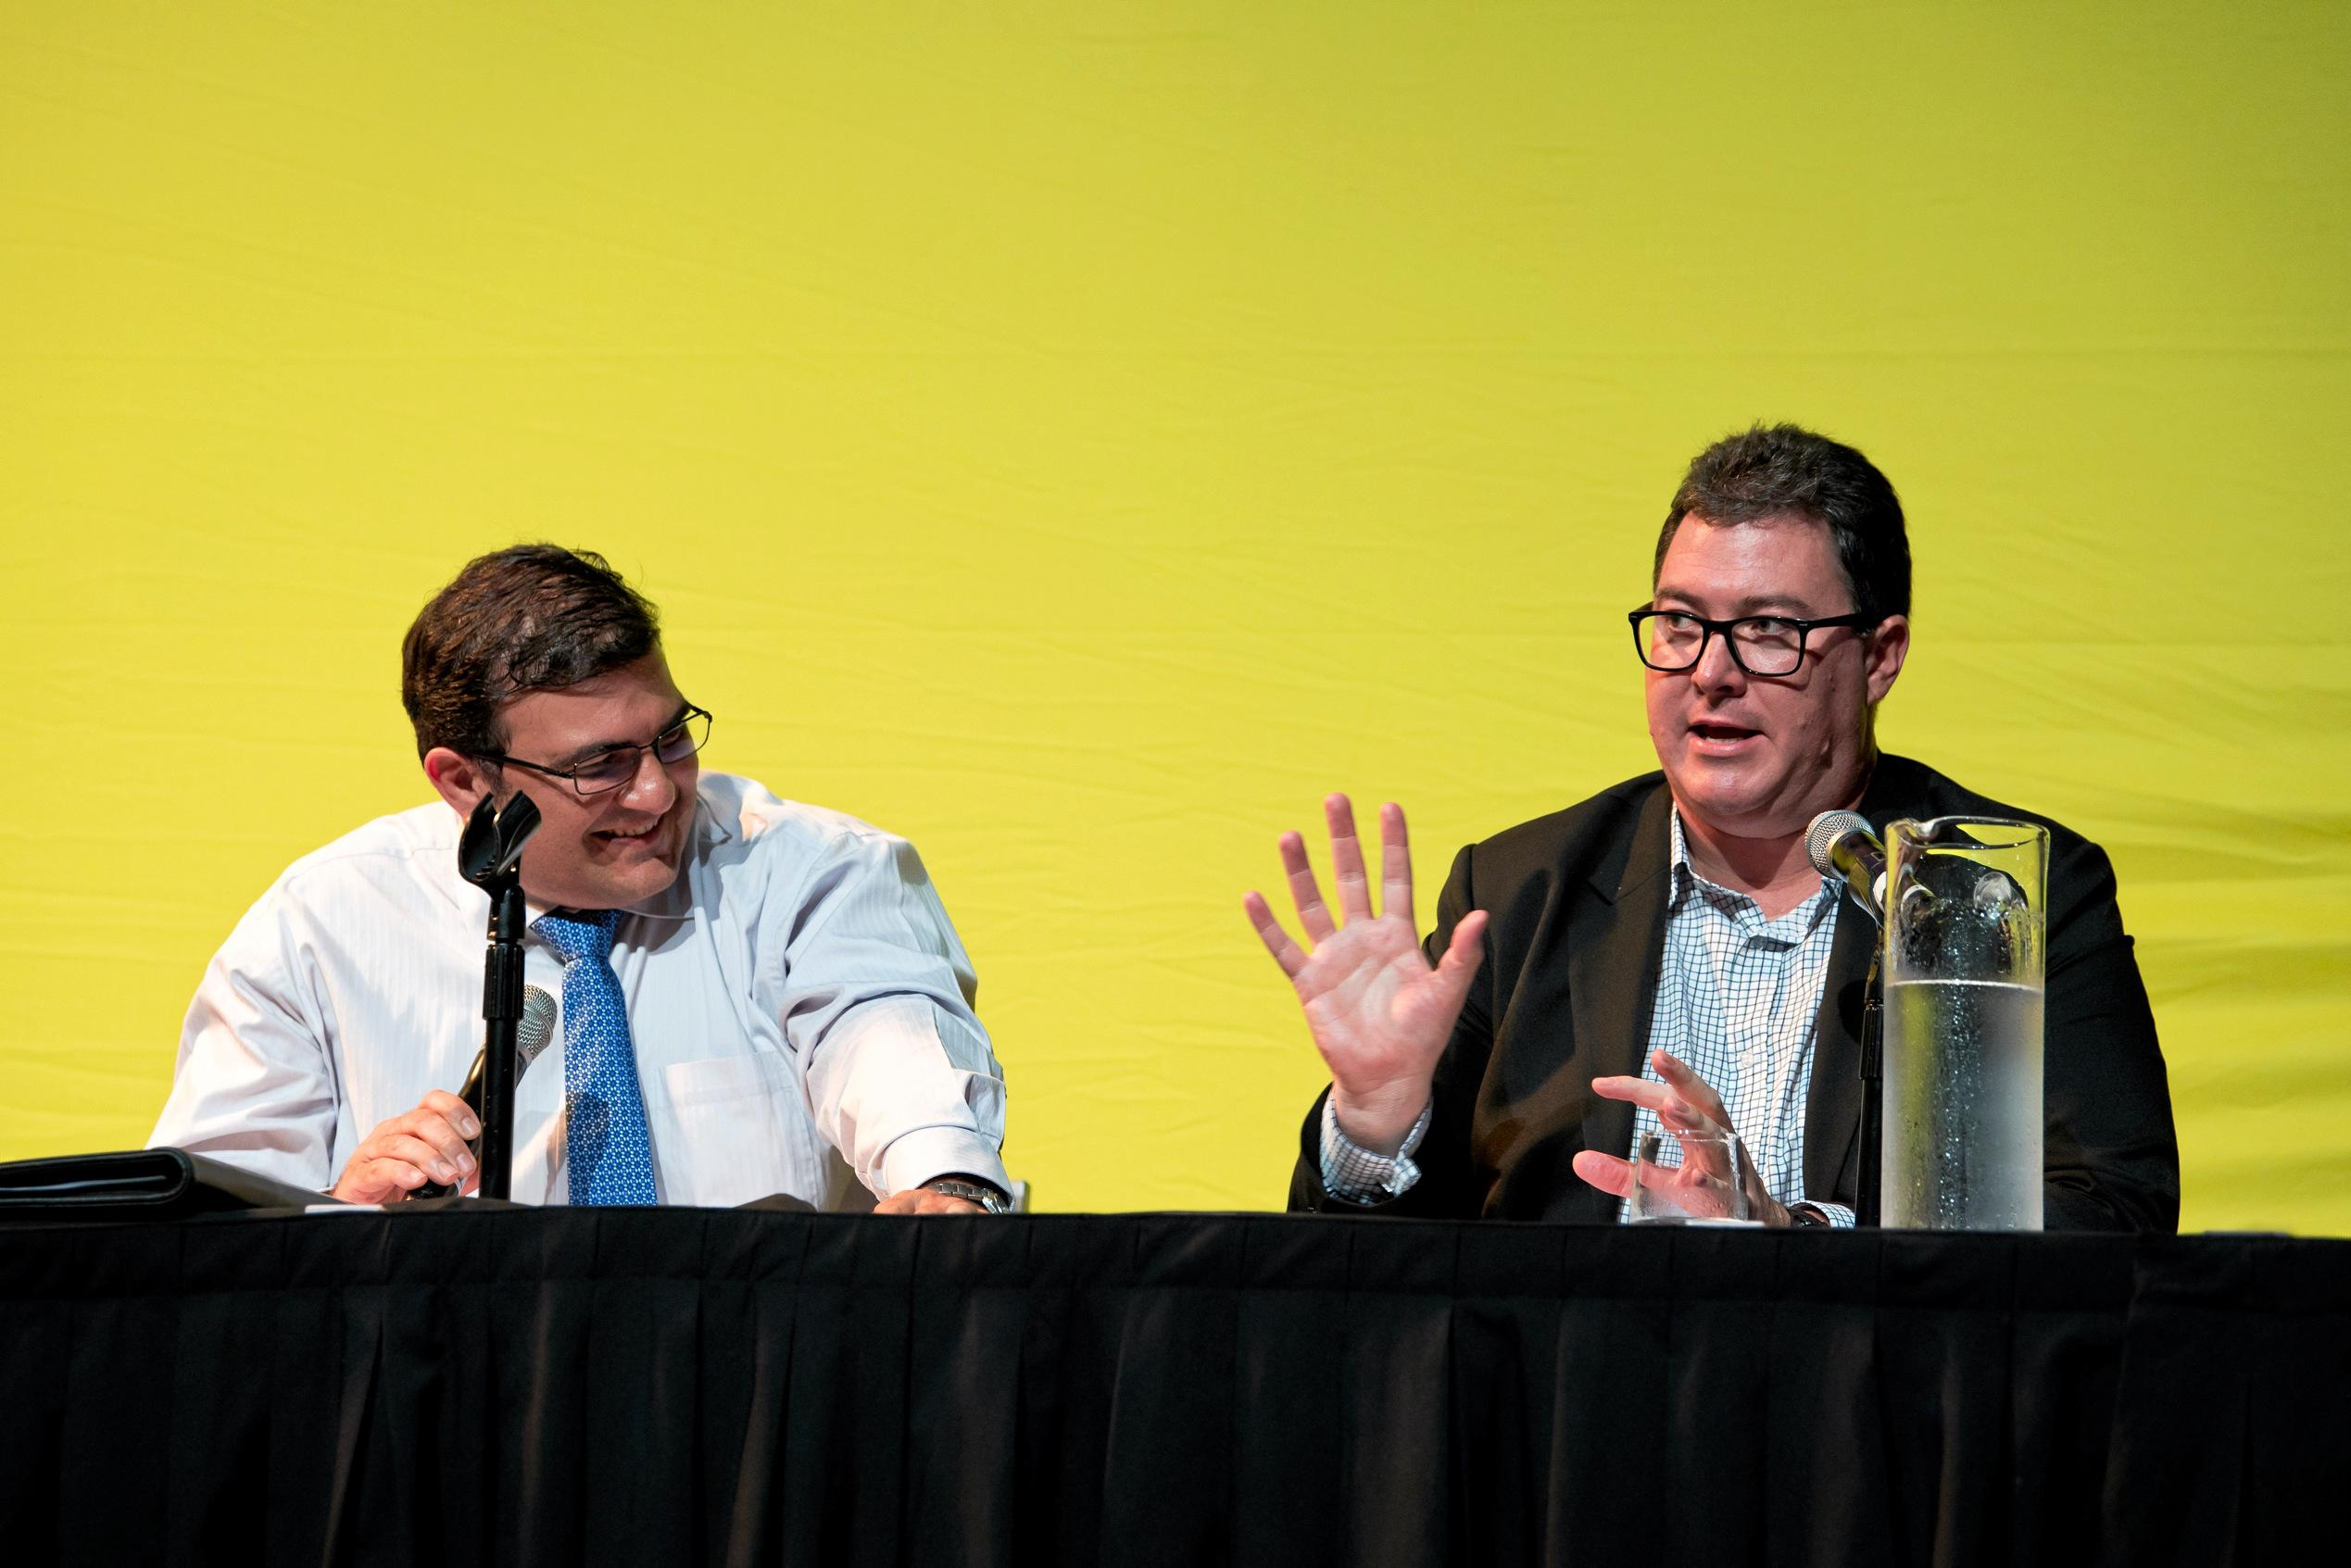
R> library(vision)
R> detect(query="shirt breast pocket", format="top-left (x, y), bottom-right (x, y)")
top-left (658, 1051), bottom-right (814, 1208)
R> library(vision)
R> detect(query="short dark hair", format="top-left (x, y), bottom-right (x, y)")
top-left (1655, 423), bottom-right (1911, 625)
top-left (401, 545), bottom-right (660, 759)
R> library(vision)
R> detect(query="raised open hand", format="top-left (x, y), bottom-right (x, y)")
top-left (1244, 796), bottom-right (1487, 1155)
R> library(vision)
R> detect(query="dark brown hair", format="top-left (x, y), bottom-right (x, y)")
top-left (400, 545), bottom-right (660, 759)
top-left (1656, 423), bottom-right (1912, 625)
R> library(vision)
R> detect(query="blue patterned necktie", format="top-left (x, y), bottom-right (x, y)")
top-left (533, 909), bottom-right (659, 1206)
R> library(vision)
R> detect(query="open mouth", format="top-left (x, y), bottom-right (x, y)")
top-left (1688, 721), bottom-right (1761, 752)
top-left (595, 820), bottom-right (664, 846)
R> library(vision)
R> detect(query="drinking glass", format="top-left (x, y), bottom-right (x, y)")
top-left (1627, 1127), bottom-right (1762, 1226)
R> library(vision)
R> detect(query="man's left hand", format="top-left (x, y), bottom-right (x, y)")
top-left (874, 1176), bottom-right (1004, 1215)
top-left (874, 1188), bottom-right (983, 1214)
top-left (1569, 1048), bottom-right (1794, 1228)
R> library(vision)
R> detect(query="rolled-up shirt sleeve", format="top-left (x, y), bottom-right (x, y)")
top-left (773, 827), bottom-right (1009, 1198)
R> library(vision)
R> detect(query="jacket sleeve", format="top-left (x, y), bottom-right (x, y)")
top-left (2043, 834), bottom-right (2180, 1232)
top-left (1288, 844), bottom-right (1497, 1217)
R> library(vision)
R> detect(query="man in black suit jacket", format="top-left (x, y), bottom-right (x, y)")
top-left (1244, 425), bottom-right (2178, 1229)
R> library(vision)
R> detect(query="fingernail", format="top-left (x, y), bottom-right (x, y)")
top-left (458, 1152), bottom-right (476, 1174)
top-left (459, 1116), bottom-right (481, 1138)
top-left (432, 1161), bottom-right (455, 1182)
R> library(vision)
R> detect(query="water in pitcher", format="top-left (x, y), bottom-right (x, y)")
top-left (1882, 977), bottom-right (2044, 1230)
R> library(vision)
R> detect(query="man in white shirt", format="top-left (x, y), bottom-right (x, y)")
top-left (152, 545), bottom-right (1010, 1213)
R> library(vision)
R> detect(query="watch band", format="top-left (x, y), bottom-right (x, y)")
top-left (920, 1177), bottom-right (1012, 1213)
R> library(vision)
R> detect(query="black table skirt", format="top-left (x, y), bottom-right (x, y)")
top-left (2, 1210), bottom-right (2343, 1567)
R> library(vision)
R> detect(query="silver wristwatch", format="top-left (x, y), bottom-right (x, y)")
top-left (921, 1177), bottom-right (1012, 1213)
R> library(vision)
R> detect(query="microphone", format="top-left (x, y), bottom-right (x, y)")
top-left (1812, 809), bottom-right (1893, 1226)
top-left (414, 985), bottom-right (559, 1199)
top-left (1805, 810), bottom-right (1888, 923)
top-left (454, 985), bottom-right (559, 1115)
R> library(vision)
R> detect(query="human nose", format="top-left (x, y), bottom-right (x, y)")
top-left (1688, 625), bottom-right (1748, 691)
top-left (618, 746), bottom-right (680, 811)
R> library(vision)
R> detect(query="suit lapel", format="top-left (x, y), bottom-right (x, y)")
top-left (1567, 786), bottom-right (1676, 1181)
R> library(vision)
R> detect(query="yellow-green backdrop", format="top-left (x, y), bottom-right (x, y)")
top-left (4, 3), bottom-right (2345, 1230)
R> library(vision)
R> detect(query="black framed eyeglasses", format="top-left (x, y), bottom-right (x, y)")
top-left (1628, 608), bottom-right (1876, 677)
top-left (478, 705), bottom-right (713, 797)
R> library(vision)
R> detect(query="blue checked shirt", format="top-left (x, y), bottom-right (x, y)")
top-left (1323, 810), bottom-right (1856, 1225)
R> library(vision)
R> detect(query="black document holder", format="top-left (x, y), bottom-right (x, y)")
top-left (0, 1148), bottom-right (338, 1222)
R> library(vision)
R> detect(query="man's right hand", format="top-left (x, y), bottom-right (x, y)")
top-left (1243, 795), bottom-right (1488, 1156)
top-left (330, 1089), bottom-right (482, 1204)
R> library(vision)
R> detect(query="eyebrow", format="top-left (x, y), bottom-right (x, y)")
top-left (1653, 589), bottom-right (1829, 617)
top-left (553, 702), bottom-right (696, 771)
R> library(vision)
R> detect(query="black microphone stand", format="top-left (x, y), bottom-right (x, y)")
top-left (458, 793), bottom-right (541, 1201)
top-left (1856, 938), bottom-right (1884, 1227)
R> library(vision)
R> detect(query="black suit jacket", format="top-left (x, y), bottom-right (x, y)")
top-left (1289, 755), bottom-right (2181, 1231)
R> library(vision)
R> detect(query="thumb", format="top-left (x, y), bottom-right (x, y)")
top-left (1429, 909), bottom-right (1489, 1002)
top-left (1571, 1149), bottom-right (1633, 1198)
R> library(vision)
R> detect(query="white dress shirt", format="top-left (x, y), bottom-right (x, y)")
top-left (150, 773), bottom-right (1009, 1208)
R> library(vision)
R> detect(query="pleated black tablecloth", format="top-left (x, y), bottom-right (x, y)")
top-left (2, 1209), bottom-right (2342, 1567)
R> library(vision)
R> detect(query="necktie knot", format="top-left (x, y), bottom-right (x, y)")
top-left (534, 908), bottom-right (621, 965)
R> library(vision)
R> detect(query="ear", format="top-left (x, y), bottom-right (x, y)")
top-left (1863, 614), bottom-right (1910, 704)
top-left (423, 747), bottom-right (497, 816)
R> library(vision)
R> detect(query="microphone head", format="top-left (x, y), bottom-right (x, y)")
top-left (517, 985), bottom-right (559, 1066)
top-left (1806, 810), bottom-right (1873, 877)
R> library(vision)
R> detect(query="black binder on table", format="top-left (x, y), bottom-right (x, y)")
top-left (0, 1148), bottom-right (339, 1223)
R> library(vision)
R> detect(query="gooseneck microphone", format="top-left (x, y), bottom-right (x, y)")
top-left (414, 986), bottom-right (558, 1199)
top-left (1806, 810), bottom-right (1889, 923)
top-left (1808, 809), bottom-right (1889, 1226)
